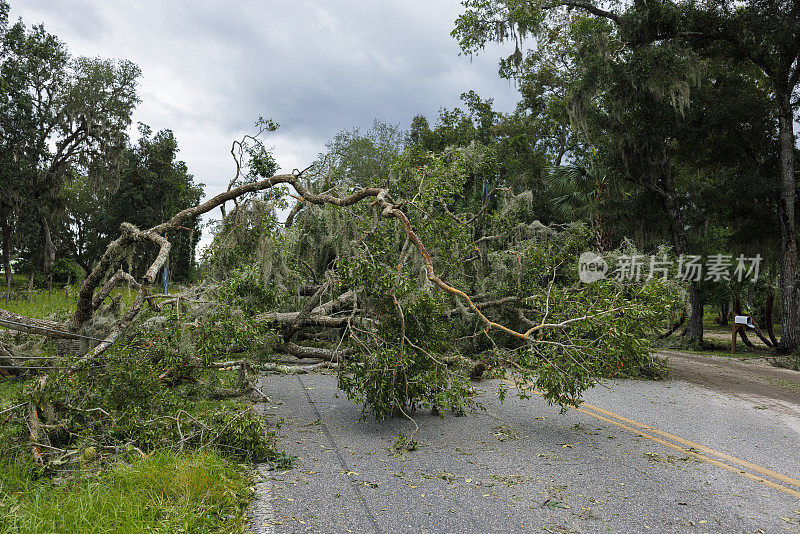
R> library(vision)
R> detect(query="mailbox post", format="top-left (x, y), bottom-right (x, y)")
top-left (731, 315), bottom-right (754, 354)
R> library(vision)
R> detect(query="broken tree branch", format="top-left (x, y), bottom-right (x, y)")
top-left (92, 269), bottom-right (140, 310)
top-left (275, 342), bottom-right (355, 361)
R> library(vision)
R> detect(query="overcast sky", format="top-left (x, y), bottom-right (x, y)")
top-left (10, 1), bottom-right (520, 243)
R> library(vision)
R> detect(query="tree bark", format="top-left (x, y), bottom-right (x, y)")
top-left (40, 216), bottom-right (56, 274)
top-left (92, 269), bottom-right (141, 310)
top-left (685, 283), bottom-right (703, 342)
top-left (1, 209), bottom-right (13, 287)
top-left (776, 95), bottom-right (799, 353)
top-left (0, 308), bottom-right (73, 338)
top-left (719, 300), bottom-right (729, 326)
top-left (764, 290), bottom-right (779, 347)
top-left (660, 178), bottom-right (703, 344)
top-left (733, 298), bottom-right (754, 347)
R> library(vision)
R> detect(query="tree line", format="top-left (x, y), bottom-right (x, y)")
top-left (0, 1), bottom-right (202, 289)
top-left (447, 0), bottom-right (799, 351)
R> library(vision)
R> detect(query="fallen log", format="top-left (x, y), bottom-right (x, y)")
top-left (0, 309), bottom-right (75, 339)
top-left (256, 312), bottom-right (351, 328)
top-left (276, 342), bottom-right (354, 361)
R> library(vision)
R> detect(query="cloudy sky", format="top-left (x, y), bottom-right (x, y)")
top-left (10, 0), bottom-right (520, 241)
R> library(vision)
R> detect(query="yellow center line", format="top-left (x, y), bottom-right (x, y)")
top-left (500, 378), bottom-right (800, 499)
top-left (580, 400), bottom-right (800, 489)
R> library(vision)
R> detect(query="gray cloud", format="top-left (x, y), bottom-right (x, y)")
top-left (10, 1), bottom-right (519, 243)
top-left (17, 0), bottom-right (108, 40)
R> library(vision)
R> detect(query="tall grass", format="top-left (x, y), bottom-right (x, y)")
top-left (0, 286), bottom-right (139, 322)
top-left (0, 450), bottom-right (251, 534)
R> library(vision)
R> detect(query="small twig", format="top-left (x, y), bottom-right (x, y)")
top-left (396, 404), bottom-right (420, 443)
top-left (0, 402), bottom-right (28, 416)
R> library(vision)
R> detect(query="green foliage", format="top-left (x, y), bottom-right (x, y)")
top-left (88, 126), bottom-right (204, 282)
top-left (513, 276), bottom-right (679, 407)
top-left (49, 258), bottom-right (82, 285)
top-left (216, 263), bottom-right (283, 314)
top-left (321, 119), bottom-right (405, 189)
top-left (339, 346), bottom-right (475, 420)
top-left (194, 303), bottom-right (278, 365)
top-left (17, 341), bottom-right (280, 463)
top-left (203, 196), bottom-right (298, 298)
top-left (391, 433), bottom-right (418, 453)
top-left (200, 114), bottom-right (684, 418)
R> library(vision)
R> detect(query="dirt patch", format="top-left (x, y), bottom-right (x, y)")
top-left (657, 350), bottom-right (800, 410)
top-left (702, 328), bottom-right (773, 350)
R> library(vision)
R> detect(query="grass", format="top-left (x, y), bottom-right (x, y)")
top-left (678, 339), bottom-right (774, 360)
top-left (0, 284), bottom-right (174, 328)
top-left (0, 450), bottom-right (252, 534)
top-left (0, 372), bottom-right (260, 534)
top-left (0, 288), bottom-right (82, 322)
top-left (0, 363), bottom-right (279, 533)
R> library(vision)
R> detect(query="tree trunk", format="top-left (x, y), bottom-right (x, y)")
top-left (733, 297), bottom-right (754, 347)
top-left (40, 216), bottom-right (56, 274)
top-left (776, 95), bottom-right (799, 354)
top-left (660, 178), bottom-right (704, 344)
top-left (685, 282), bottom-right (704, 342)
top-left (765, 290), bottom-right (779, 347)
top-left (719, 300), bottom-right (729, 326)
top-left (1, 210), bottom-right (12, 287)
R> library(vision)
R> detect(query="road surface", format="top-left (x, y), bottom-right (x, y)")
top-left (250, 353), bottom-right (800, 533)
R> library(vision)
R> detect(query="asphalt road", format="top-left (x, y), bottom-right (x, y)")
top-left (250, 365), bottom-right (800, 533)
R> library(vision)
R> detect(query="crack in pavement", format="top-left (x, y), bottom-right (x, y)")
top-left (297, 374), bottom-right (382, 534)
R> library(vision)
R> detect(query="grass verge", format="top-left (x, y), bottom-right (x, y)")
top-left (0, 450), bottom-right (252, 534)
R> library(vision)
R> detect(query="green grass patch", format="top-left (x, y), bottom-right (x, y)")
top-left (0, 289), bottom-right (80, 322)
top-left (0, 450), bottom-right (252, 534)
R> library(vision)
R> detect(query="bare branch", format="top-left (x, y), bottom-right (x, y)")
top-left (92, 269), bottom-right (140, 310)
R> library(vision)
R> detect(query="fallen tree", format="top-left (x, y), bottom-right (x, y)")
top-left (1, 133), bottom-right (681, 461)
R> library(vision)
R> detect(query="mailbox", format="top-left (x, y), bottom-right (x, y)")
top-left (734, 315), bottom-right (754, 328)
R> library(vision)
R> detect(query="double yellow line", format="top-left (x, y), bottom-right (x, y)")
top-left (502, 378), bottom-right (800, 499)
